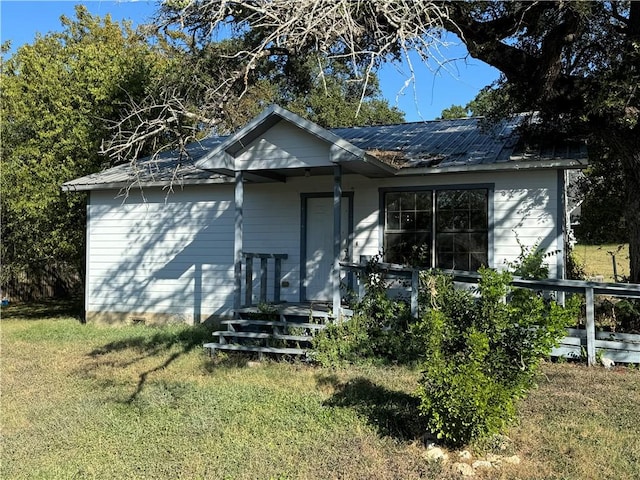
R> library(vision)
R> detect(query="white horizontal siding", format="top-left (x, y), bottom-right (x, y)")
top-left (87, 186), bottom-right (235, 323)
top-left (242, 183), bottom-right (303, 303)
top-left (85, 167), bottom-right (563, 323)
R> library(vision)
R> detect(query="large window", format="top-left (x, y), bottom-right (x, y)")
top-left (383, 188), bottom-right (489, 270)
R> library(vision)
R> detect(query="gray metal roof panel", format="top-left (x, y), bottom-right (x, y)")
top-left (331, 115), bottom-right (586, 169)
top-left (62, 136), bottom-right (229, 191)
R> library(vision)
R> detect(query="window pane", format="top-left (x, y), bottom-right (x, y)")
top-left (385, 233), bottom-right (408, 264)
top-left (415, 211), bottom-right (431, 230)
top-left (453, 211), bottom-right (470, 230)
top-left (434, 189), bottom-right (488, 272)
top-left (470, 252), bottom-right (488, 271)
top-left (438, 191), bottom-right (467, 210)
top-left (470, 209), bottom-right (487, 229)
top-left (400, 212), bottom-right (415, 230)
top-left (454, 253), bottom-right (470, 271)
top-left (437, 252), bottom-right (454, 269)
top-left (386, 192), bottom-right (401, 211)
top-left (470, 233), bottom-right (487, 251)
top-left (437, 211), bottom-right (453, 231)
top-left (416, 192), bottom-right (432, 211)
top-left (436, 232), bottom-right (454, 252)
top-left (387, 211), bottom-right (400, 230)
top-left (400, 192), bottom-right (415, 210)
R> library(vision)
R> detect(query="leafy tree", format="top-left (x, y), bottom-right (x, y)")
top-left (219, 56), bottom-right (404, 130)
top-left (0, 6), bottom-right (161, 292)
top-left (573, 160), bottom-right (628, 245)
top-left (438, 104), bottom-right (469, 119)
top-left (135, 1), bottom-right (639, 282)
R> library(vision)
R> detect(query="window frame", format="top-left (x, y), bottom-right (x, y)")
top-left (379, 184), bottom-right (494, 270)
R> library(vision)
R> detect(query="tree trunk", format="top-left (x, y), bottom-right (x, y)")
top-left (627, 192), bottom-right (640, 284)
top-left (607, 128), bottom-right (640, 284)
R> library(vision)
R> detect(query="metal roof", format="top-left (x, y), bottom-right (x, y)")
top-left (332, 116), bottom-right (587, 169)
top-left (62, 136), bottom-right (231, 192)
top-left (62, 110), bottom-right (588, 192)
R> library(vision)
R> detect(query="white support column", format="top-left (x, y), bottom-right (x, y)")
top-left (333, 165), bottom-right (342, 321)
top-left (234, 170), bottom-right (244, 315)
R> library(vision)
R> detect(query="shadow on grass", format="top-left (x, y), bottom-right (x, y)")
top-left (86, 324), bottom-right (214, 403)
top-left (319, 375), bottom-right (426, 442)
top-left (0, 299), bottom-right (83, 321)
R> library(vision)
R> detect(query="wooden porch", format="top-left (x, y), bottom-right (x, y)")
top-left (204, 252), bottom-right (353, 358)
top-left (204, 303), bottom-right (354, 358)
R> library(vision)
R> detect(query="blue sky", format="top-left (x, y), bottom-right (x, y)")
top-left (1, 0), bottom-right (499, 122)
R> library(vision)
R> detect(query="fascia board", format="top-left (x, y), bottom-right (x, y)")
top-left (61, 176), bottom-right (235, 192)
top-left (395, 158), bottom-right (588, 176)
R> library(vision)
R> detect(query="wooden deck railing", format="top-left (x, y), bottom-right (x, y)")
top-left (341, 261), bottom-right (640, 366)
top-left (242, 253), bottom-right (288, 306)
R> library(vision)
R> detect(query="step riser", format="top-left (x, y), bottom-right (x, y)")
top-left (204, 343), bottom-right (307, 356)
top-left (205, 306), bottom-right (353, 359)
top-left (213, 331), bottom-right (315, 343)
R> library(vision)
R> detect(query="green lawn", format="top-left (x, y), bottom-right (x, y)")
top-left (572, 243), bottom-right (629, 282)
top-left (2, 308), bottom-right (639, 479)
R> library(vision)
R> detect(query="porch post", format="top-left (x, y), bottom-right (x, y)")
top-left (234, 170), bottom-right (244, 316)
top-left (333, 164), bottom-right (342, 321)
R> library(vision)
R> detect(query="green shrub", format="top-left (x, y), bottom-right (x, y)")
top-left (414, 268), bottom-right (579, 446)
top-left (312, 314), bottom-right (374, 367)
top-left (313, 256), bottom-right (412, 366)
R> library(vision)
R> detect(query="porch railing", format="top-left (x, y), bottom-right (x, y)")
top-left (242, 253), bottom-right (288, 306)
top-left (341, 260), bottom-right (640, 366)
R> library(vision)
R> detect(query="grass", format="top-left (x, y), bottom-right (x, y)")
top-left (572, 243), bottom-right (629, 282)
top-left (2, 305), bottom-right (640, 479)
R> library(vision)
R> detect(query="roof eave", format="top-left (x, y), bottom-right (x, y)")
top-left (61, 176), bottom-right (235, 192)
top-left (395, 158), bottom-right (588, 176)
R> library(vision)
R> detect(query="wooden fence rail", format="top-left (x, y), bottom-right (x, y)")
top-left (1, 264), bottom-right (82, 301)
top-left (341, 261), bottom-right (640, 366)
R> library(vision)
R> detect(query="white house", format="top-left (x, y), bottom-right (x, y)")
top-left (63, 106), bottom-right (587, 325)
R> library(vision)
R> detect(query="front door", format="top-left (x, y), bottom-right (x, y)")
top-left (303, 194), bottom-right (352, 302)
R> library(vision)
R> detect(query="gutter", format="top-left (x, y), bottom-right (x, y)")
top-left (61, 176), bottom-right (236, 193)
top-left (395, 158), bottom-right (588, 176)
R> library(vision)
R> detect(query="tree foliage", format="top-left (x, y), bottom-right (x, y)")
top-left (0, 5), bottom-right (403, 295)
top-left (0, 6), bottom-right (161, 287)
top-left (415, 268), bottom-right (579, 446)
top-left (105, 2), bottom-right (409, 162)
top-left (438, 104), bottom-right (469, 119)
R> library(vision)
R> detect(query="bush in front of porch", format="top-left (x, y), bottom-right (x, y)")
top-left (313, 251), bottom-right (580, 447)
